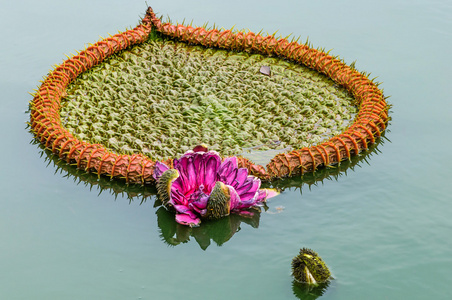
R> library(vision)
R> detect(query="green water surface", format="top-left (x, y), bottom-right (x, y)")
top-left (1, 0), bottom-right (451, 299)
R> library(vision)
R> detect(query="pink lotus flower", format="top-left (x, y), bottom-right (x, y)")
top-left (153, 146), bottom-right (279, 227)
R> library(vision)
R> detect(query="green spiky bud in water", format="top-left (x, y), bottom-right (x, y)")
top-left (156, 169), bottom-right (179, 207)
top-left (292, 248), bottom-right (331, 284)
top-left (205, 181), bottom-right (231, 220)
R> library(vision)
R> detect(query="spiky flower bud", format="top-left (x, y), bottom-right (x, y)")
top-left (156, 169), bottom-right (179, 207)
top-left (292, 248), bottom-right (331, 284)
top-left (205, 181), bottom-right (231, 219)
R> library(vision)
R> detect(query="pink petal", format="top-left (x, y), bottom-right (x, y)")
top-left (153, 161), bottom-right (169, 181)
top-left (172, 152), bottom-right (185, 170)
top-left (203, 153), bottom-right (221, 192)
top-left (187, 185), bottom-right (208, 203)
top-left (218, 157), bottom-right (238, 175)
top-left (170, 188), bottom-right (188, 206)
top-left (189, 195), bottom-right (209, 215)
top-left (261, 188), bottom-right (280, 200)
top-left (234, 191), bottom-right (260, 209)
top-left (175, 152), bottom-right (197, 195)
top-left (235, 177), bottom-right (261, 201)
top-left (254, 190), bottom-right (268, 204)
top-left (227, 183), bottom-right (268, 211)
top-left (184, 156), bottom-right (197, 191)
top-left (175, 213), bottom-right (201, 227)
top-left (173, 202), bottom-right (201, 226)
top-left (193, 153), bottom-right (206, 188)
top-left (227, 185), bottom-right (241, 210)
top-left (218, 157), bottom-right (238, 185)
top-left (225, 156), bottom-right (238, 169)
top-left (231, 168), bottom-right (249, 189)
top-left (173, 204), bottom-right (197, 218)
top-left (171, 177), bottom-right (183, 192)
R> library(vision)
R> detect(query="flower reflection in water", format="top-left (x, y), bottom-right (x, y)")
top-left (156, 206), bottom-right (261, 250)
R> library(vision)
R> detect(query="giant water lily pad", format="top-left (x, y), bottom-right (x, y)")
top-left (30, 6), bottom-right (389, 183)
top-left (61, 37), bottom-right (357, 162)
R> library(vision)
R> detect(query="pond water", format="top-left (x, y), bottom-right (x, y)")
top-left (1, 0), bottom-right (451, 299)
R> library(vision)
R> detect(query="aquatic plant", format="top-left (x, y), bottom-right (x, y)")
top-left (60, 38), bottom-right (357, 160)
top-left (29, 5), bottom-right (389, 184)
top-left (153, 146), bottom-right (278, 226)
top-left (292, 248), bottom-right (331, 284)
